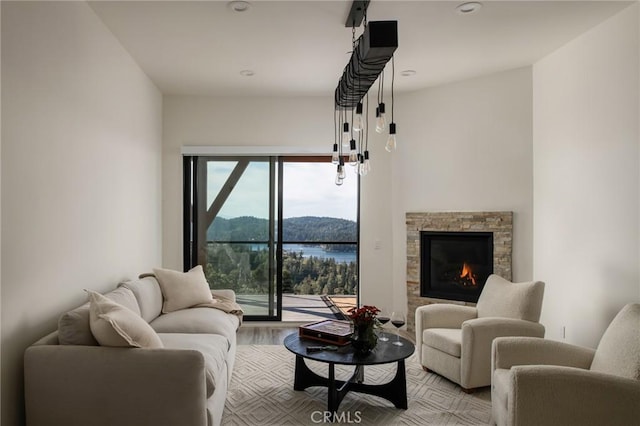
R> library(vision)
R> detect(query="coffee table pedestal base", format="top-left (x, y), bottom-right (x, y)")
top-left (293, 355), bottom-right (408, 417)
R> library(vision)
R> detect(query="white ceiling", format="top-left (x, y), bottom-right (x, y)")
top-left (89, 0), bottom-right (633, 97)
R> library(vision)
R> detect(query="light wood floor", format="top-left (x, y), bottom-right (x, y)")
top-left (237, 326), bottom-right (299, 345)
top-left (237, 325), bottom-right (415, 345)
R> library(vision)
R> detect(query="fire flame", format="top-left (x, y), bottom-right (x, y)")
top-left (460, 263), bottom-right (477, 286)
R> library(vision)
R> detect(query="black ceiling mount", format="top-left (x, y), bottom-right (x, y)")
top-left (345, 0), bottom-right (371, 27)
top-left (335, 20), bottom-right (398, 109)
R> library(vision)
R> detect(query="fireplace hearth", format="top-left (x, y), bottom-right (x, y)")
top-left (420, 231), bottom-right (493, 303)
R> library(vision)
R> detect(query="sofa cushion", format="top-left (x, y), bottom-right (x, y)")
top-left (58, 286), bottom-right (141, 346)
top-left (150, 307), bottom-right (240, 343)
top-left (422, 328), bottom-right (462, 358)
top-left (153, 266), bottom-right (214, 313)
top-left (119, 276), bottom-right (164, 323)
top-left (158, 333), bottom-right (229, 398)
top-left (88, 291), bottom-right (163, 348)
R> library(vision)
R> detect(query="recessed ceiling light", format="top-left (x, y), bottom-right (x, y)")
top-left (456, 2), bottom-right (482, 15)
top-left (239, 70), bottom-right (255, 77)
top-left (228, 1), bottom-right (251, 13)
top-left (401, 70), bottom-right (416, 77)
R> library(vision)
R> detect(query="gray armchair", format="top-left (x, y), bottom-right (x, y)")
top-left (415, 274), bottom-right (545, 391)
top-left (491, 303), bottom-right (640, 426)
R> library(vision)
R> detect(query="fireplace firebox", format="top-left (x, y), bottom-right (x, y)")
top-left (420, 231), bottom-right (493, 303)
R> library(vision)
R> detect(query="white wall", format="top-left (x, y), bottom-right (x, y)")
top-left (1, 2), bottom-right (163, 424)
top-left (390, 67), bottom-right (534, 312)
top-left (164, 69), bottom-right (534, 316)
top-left (533, 3), bottom-right (640, 348)
top-left (162, 96), bottom-right (394, 308)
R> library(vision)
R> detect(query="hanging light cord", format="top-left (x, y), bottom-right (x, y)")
top-left (377, 70), bottom-right (384, 106)
top-left (334, 108), bottom-right (340, 157)
top-left (364, 92), bottom-right (369, 151)
top-left (391, 56), bottom-right (395, 123)
top-left (339, 109), bottom-right (344, 156)
top-left (363, 11), bottom-right (369, 154)
top-left (333, 108), bottom-right (338, 144)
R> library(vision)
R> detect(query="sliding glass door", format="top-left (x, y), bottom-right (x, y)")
top-left (184, 155), bottom-right (358, 321)
top-left (281, 159), bottom-right (358, 320)
top-left (185, 156), bottom-right (278, 319)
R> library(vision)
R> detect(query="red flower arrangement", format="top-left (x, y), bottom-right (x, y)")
top-left (347, 305), bottom-right (380, 327)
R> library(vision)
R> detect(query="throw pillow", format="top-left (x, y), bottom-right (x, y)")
top-left (87, 290), bottom-right (163, 348)
top-left (153, 265), bottom-right (214, 313)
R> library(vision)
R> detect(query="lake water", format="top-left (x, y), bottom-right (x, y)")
top-left (284, 244), bottom-right (357, 264)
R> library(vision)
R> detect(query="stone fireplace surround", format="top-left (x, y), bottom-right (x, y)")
top-left (406, 211), bottom-right (513, 333)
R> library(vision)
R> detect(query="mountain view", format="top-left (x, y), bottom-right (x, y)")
top-left (204, 216), bottom-right (358, 296)
top-left (207, 216), bottom-right (357, 242)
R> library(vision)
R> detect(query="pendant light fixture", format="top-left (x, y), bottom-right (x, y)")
top-left (375, 102), bottom-right (386, 133)
top-left (342, 121), bottom-right (350, 147)
top-left (331, 0), bottom-right (398, 185)
top-left (375, 74), bottom-right (386, 134)
top-left (353, 102), bottom-right (364, 132)
top-left (385, 57), bottom-right (397, 152)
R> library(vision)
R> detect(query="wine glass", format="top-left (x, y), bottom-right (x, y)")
top-left (390, 311), bottom-right (406, 346)
top-left (377, 310), bottom-right (390, 342)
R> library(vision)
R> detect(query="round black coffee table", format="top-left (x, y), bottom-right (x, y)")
top-left (283, 332), bottom-right (415, 416)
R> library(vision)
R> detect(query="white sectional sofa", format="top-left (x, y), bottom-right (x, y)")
top-left (24, 270), bottom-right (241, 426)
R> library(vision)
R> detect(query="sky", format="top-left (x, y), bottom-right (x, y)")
top-left (207, 160), bottom-right (357, 221)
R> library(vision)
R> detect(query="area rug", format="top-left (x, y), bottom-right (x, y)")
top-left (222, 345), bottom-right (491, 425)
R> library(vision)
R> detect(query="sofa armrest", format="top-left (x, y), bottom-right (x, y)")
top-left (492, 336), bottom-right (595, 371)
top-left (460, 318), bottom-right (545, 388)
top-left (25, 345), bottom-right (208, 426)
top-left (211, 289), bottom-right (236, 303)
top-left (509, 365), bottom-right (640, 426)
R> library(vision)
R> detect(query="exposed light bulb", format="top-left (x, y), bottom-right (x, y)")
top-left (385, 122), bottom-right (397, 152)
top-left (362, 150), bottom-right (371, 175)
top-left (349, 153), bottom-right (358, 167)
top-left (331, 143), bottom-right (339, 165)
top-left (342, 122), bottom-right (350, 147)
top-left (376, 103), bottom-right (386, 133)
top-left (349, 139), bottom-right (358, 166)
top-left (385, 134), bottom-right (396, 152)
top-left (357, 155), bottom-right (365, 176)
top-left (335, 164), bottom-right (344, 186)
top-left (353, 103), bottom-right (364, 132)
top-left (338, 162), bottom-right (346, 179)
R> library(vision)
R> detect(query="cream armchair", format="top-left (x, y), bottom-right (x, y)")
top-left (491, 303), bottom-right (640, 426)
top-left (415, 274), bottom-right (545, 391)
